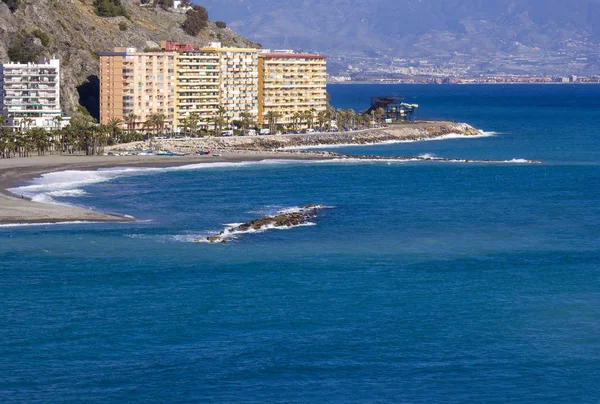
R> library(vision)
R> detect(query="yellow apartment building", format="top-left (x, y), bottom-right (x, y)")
top-left (99, 48), bottom-right (176, 131)
top-left (175, 49), bottom-right (220, 130)
top-left (258, 53), bottom-right (327, 129)
top-left (100, 45), bottom-right (327, 134)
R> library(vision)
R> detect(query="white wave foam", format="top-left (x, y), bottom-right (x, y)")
top-left (9, 150), bottom-right (538, 209)
top-left (197, 221), bottom-right (318, 244)
top-left (0, 221), bottom-right (100, 228)
top-left (281, 132), bottom-right (497, 150)
top-left (8, 160), bottom-right (315, 206)
top-left (498, 158), bottom-right (532, 164)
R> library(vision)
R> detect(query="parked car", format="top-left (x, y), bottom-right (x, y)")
top-left (221, 130), bottom-right (234, 136)
top-left (259, 128), bottom-right (270, 135)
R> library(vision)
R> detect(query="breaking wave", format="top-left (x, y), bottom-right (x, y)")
top-left (0, 221), bottom-right (100, 228)
top-left (195, 221), bottom-right (317, 244)
top-left (8, 160), bottom-right (315, 206)
top-left (9, 151), bottom-right (538, 208)
top-left (281, 131), bottom-right (497, 150)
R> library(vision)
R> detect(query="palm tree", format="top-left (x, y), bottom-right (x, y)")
top-left (0, 126), bottom-right (10, 159)
top-left (188, 111), bottom-right (200, 137)
top-left (239, 111), bottom-right (254, 135)
top-left (307, 108), bottom-right (317, 129)
top-left (211, 115), bottom-right (226, 136)
top-left (29, 127), bottom-right (51, 156)
top-left (53, 115), bottom-right (63, 131)
top-left (375, 107), bottom-right (385, 126)
top-left (154, 113), bottom-right (166, 136)
top-left (125, 113), bottom-right (138, 135)
top-left (107, 117), bottom-right (123, 145)
top-left (292, 111), bottom-right (303, 131)
top-left (144, 113), bottom-right (166, 138)
top-left (143, 118), bottom-right (154, 137)
top-left (317, 110), bottom-right (330, 131)
top-left (265, 111), bottom-right (281, 135)
top-left (20, 117), bottom-right (34, 132)
top-left (180, 117), bottom-right (190, 137)
top-left (217, 106), bottom-right (228, 131)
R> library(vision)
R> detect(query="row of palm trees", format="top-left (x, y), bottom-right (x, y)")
top-left (264, 107), bottom-right (387, 133)
top-left (0, 108), bottom-right (146, 159)
top-left (0, 105), bottom-right (389, 158)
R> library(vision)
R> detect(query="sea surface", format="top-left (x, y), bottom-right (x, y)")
top-left (1, 85), bottom-right (599, 403)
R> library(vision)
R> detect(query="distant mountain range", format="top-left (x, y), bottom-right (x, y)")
top-left (200, 0), bottom-right (600, 74)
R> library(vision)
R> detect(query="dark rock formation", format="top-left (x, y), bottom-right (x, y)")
top-left (201, 204), bottom-right (326, 243)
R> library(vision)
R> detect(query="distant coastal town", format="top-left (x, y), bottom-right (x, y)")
top-left (328, 57), bottom-right (600, 85)
top-left (329, 73), bottom-right (600, 85)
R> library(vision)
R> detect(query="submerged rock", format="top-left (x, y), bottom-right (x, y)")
top-left (199, 204), bottom-right (326, 243)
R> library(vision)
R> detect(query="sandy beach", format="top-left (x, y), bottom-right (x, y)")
top-left (0, 151), bottom-right (336, 225)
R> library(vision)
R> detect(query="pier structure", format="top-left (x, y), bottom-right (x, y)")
top-left (366, 96), bottom-right (419, 122)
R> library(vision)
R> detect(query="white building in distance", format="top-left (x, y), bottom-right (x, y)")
top-left (0, 59), bottom-right (70, 132)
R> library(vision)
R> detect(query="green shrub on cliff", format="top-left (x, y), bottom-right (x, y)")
top-left (7, 36), bottom-right (44, 63)
top-left (93, 0), bottom-right (128, 18)
top-left (182, 5), bottom-right (209, 36)
top-left (32, 29), bottom-right (51, 47)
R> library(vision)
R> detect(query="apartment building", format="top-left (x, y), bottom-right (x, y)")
top-left (175, 48), bottom-right (220, 129)
top-left (216, 48), bottom-right (259, 123)
top-left (99, 48), bottom-right (176, 131)
top-left (99, 44), bottom-right (327, 133)
top-left (0, 59), bottom-right (69, 132)
top-left (258, 53), bottom-right (327, 128)
top-left (164, 41), bottom-right (259, 126)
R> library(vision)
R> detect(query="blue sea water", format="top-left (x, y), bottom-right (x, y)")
top-left (1, 85), bottom-right (599, 403)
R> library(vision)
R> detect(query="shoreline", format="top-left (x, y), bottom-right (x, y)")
top-left (0, 152), bottom-right (337, 226)
top-left (0, 121), bottom-right (493, 226)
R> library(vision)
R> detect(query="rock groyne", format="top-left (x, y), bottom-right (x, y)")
top-left (110, 122), bottom-right (482, 154)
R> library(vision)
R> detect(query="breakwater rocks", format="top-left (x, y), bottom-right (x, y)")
top-left (199, 204), bottom-right (327, 243)
top-left (111, 122), bottom-right (482, 154)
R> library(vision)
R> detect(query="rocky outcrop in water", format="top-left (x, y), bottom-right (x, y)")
top-left (201, 204), bottom-right (326, 243)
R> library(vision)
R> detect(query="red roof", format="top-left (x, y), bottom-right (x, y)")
top-left (161, 41), bottom-right (200, 51)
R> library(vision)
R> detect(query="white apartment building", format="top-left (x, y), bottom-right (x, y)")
top-left (0, 59), bottom-right (69, 131)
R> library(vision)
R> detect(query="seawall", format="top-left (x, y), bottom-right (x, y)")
top-left (110, 122), bottom-right (482, 154)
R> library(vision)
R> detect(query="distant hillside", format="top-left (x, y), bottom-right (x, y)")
top-left (201, 0), bottom-right (600, 74)
top-left (0, 0), bottom-right (258, 116)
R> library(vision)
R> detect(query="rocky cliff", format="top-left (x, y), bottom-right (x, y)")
top-left (0, 0), bottom-right (258, 116)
